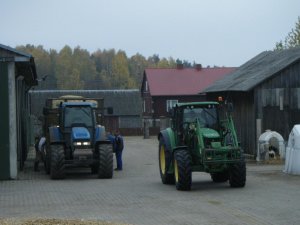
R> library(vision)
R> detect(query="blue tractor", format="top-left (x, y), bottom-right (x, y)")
top-left (43, 96), bottom-right (113, 179)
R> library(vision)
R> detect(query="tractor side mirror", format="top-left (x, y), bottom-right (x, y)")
top-left (227, 102), bottom-right (234, 112)
top-left (58, 107), bottom-right (64, 130)
top-left (107, 107), bottom-right (113, 115)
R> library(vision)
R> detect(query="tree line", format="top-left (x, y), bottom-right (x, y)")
top-left (17, 17), bottom-right (300, 90)
top-left (275, 16), bottom-right (300, 50)
top-left (16, 45), bottom-right (194, 90)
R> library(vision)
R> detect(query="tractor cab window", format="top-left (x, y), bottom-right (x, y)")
top-left (183, 105), bottom-right (218, 129)
top-left (64, 106), bottom-right (93, 127)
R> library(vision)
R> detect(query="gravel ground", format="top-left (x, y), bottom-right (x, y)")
top-left (1, 136), bottom-right (300, 225)
top-left (0, 218), bottom-right (131, 225)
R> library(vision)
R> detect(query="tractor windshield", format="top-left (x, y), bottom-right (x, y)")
top-left (183, 105), bottom-right (218, 129)
top-left (64, 106), bottom-right (93, 127)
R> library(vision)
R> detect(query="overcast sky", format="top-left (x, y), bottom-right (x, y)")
top-left (1, 0), bottom-right (300, 66)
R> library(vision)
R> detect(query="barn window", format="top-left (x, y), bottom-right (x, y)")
top-left (166, 100), bottom-right (178, 112)
top-left (262, 88), bottom-right (284, 107)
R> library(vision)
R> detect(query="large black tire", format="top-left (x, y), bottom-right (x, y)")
top-left (98, 144), bottom-right (113, 179)
top-left (229, 160), bottom-right (246, 188)
top-left (174, 149), bottom-right (192, 191)
top-left (44, 146), bottom-right (51, 174)
top-left (50, 145), bottom-right (65, 179)
top-left (210, 171), bottom-right (229, 183)
top-left (159, 137), bottom-right (175, 184)
top-left (91, 150), bottom-right (99, 174)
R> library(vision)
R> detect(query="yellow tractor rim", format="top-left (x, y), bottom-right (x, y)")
top-left (174, 159), bottom-right (179, 182)
top-left (159, 145), bottom-right (166, 175)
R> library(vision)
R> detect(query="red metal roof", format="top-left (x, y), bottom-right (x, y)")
top-left (144, 67), bottom-right (236, 96)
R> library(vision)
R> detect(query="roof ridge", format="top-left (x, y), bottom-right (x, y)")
top-left (0, 43), bottom-right (33, 58)
top-left (204, 48), bottom-right (300, 93)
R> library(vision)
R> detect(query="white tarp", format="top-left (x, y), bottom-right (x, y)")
top-left (284, 125), bottom-right (300, 175)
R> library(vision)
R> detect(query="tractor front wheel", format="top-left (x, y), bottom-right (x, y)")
top-left (159, 137), bottom-right (175, 184)
top-left (98, 144), bottom-right (113, 179)
top-left (50, 145), bottom-right (65, 179)
top-left (174, 149), bottom-right (192, 191)
top-left (229, 160), bottom-right (246, 188)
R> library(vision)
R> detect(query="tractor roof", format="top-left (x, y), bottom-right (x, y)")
top-left (176, 102), bottom-right (219, 107)
top-left (61, 102), bottom-right (96, 108)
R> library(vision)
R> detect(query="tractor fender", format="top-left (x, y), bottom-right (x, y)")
top-left (94, 125), bottom-right (107, 143)
top-left (158, 129), bottom-right (175, 175)
top-left (158, 129), bottom-right (188, 155)
top-left (158, 129), bottom-right (172, 152)
top-left (48, 126), bottom-right (64, 144)
top-left (94, 126), bottom-right (112, 150)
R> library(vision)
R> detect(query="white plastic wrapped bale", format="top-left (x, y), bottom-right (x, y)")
top-left (284, 125), bottom-right (300, 175)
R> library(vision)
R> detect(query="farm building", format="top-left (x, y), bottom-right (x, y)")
top-left (0, 44), bottom-right (37, 179)
top-left (204, 47), bottom-right (300, 156)
top-left (141, 64), bottom-right (235, 134)
top-left (29, 89), bottom-right (143, 136)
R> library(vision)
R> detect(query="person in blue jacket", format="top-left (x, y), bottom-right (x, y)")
top-left (107, 131), bottom-right (124, 171)
top-left (114, 130), bottom-right (124, 171)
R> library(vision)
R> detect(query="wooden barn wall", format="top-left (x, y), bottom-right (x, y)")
top-left (255, 61), bottom-right (300, 141)
top-left (207, 92), bottom-right (255, 155)
top-left (141, 91), bottom-right (152, 117)
top-left (141, 76), bottom-right (152, 118)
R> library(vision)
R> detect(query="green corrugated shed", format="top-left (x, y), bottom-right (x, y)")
top-left (0, 63), bottom-right (10, 179)
top-left (0, 44), bottom-right (37, 179)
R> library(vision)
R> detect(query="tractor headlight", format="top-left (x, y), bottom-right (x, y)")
top-left (74, 142), bottom-right (82, 146)
top-left (74, 141), bottom-right (91, 146)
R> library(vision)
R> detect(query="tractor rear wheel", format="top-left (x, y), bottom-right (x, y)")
top-left (44, 146), bottom-right (51, 174)
top-left (210, 171), bottom-right (229, 183)
top-left (229, 160), bottom-right (246, 188)
top-left (91, 150), bottom-right (99, 174)
top-left (98, 144), bottom-right (113, 179)
top-left (159, 137), bottom-right (175, 184)
top-left (174, 149), bottom-right (192, 191)
top-left (50, 145), bottom-right (65, 179)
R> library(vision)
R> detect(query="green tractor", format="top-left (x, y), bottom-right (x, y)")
top-left (158, 101), bottom-right (246, 191)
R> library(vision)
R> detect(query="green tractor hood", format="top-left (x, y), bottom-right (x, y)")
top-left (201, 128), bottom-right (220, 139)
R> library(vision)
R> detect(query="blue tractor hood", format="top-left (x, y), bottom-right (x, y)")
top-left (72, 127), bottom-right (91, 141)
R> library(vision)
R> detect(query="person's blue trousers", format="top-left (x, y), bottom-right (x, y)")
top-left (115, 150), bottom-right (123, 170)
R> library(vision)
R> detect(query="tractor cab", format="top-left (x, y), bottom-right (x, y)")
top-left (173, 102), bottom-right (221, 146)
top-left (59, 102), bottom-right (97, 159)
top-left (62, 103), bottom-right (95, 129)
